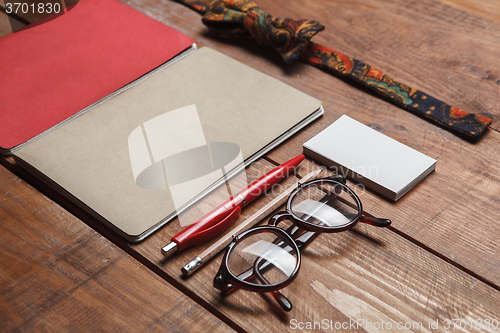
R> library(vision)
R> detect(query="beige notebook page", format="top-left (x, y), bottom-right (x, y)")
top-left (16, 47), bottom-right (321, 238)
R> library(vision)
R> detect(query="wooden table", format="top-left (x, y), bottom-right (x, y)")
top-left (2, 0), bottom-right (500, 331)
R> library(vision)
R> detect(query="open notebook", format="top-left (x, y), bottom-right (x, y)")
top-left (14, 47), bottom-right (323, 241)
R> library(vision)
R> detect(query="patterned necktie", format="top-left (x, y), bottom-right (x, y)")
top-left (176, 0), bottom-right (492, 140)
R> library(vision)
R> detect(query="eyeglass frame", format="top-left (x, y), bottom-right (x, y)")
top-left (213, 174), bottom-right (391, 310)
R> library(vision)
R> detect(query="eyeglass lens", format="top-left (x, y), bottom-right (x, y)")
top-left (227, 230), bottom-right (299, 287)
top-left (290, 182), bottom-right (359, 227)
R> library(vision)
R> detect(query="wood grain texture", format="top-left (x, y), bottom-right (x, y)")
top-left (0, 164), bottom-right (233, 333)
top-left (4, 0), bottom-right (500, 331)
top-left (0, 12), bottom-right (12, 36)
top-left (113, 0), bottom-right (500, 330)
top-left (0, 0), bottom-right (59, 27)
top-left (121, 0), bottom-right (500, 131)
top-left (0, 11), bottom-right (23, 37)
top-left (120, 0), bottom-right (500, 287)
top-left (266, 92), bottom-right (500, 287)
top-left (131, 162), bottom-right (500, 332)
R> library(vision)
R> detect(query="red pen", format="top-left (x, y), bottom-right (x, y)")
top-left (161, 154), bottom-right (305, 257)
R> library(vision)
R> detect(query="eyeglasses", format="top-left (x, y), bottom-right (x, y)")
top-left (213, 175), bottom-right (391, 311)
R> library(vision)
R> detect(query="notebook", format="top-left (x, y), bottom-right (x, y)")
top-left (0, 0), bottom-right (194, 155)
top-left (14, 47), bottom-right (323, 241)
top-left (303, 115), bottom-right (436, 201)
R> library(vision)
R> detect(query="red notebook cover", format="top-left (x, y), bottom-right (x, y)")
top-left (0, 0), bottom-right (194, 152)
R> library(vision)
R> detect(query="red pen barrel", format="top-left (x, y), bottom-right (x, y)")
top-left (169, 154), bottom-right (305, 253)
top-left (173, 200), bottom-right (243, 251)
top-left (238, 154), bottom-right (304, 206)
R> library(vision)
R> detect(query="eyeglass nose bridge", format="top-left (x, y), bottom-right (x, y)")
top-left (267, 211), bottom-right (294, 227)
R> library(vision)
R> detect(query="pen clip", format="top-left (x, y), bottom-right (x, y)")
top-left (183, 206), bottom-right (241, 249)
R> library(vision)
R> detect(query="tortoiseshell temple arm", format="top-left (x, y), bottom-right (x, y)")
top-left (359, 216), bottom-right (391, 227)
top-left (253, 258), bottom-right (293, 312)
top-left (341, 213), bottom-right (391, 227)
top-left (293, 216), bottom-right (390, 250)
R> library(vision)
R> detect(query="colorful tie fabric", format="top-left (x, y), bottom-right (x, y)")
top-left (176, 0), bottom-right (492, 140)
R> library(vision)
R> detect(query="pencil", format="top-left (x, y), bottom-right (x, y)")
top-left (181, 167), bottom-right (324, 276)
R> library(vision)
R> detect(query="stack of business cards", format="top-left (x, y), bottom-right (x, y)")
top-left (303, 115), bottom-right (436, 201)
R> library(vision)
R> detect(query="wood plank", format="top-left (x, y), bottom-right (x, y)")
top-left (263, 0), bottom-right (500, 131)
top-left (131, 161), bottom-right (500, 332)
top-left (3, 0), bottom-right (500, 331)
top-left (0, 11), bottom-right (12, 36)
top-left (121, 0), bottom-right (500, 131)
top-left (109, 0), bottom-right (500, 330)
top-left (0, 0), bottom-right (60, 26)
top-left (0, 11), bottom-right (23, 37)
top-left (0, 164), bottom-right (233, 333)
top-left (266, 87), bottom-right (500, 287)
top-left (120, 0), bottom-right (500, 287)
top-left (440, 0), bottom-right (500, 22)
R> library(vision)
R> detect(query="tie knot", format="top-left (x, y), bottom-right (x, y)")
top-left (201, 0), bottom-right (325, 63)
